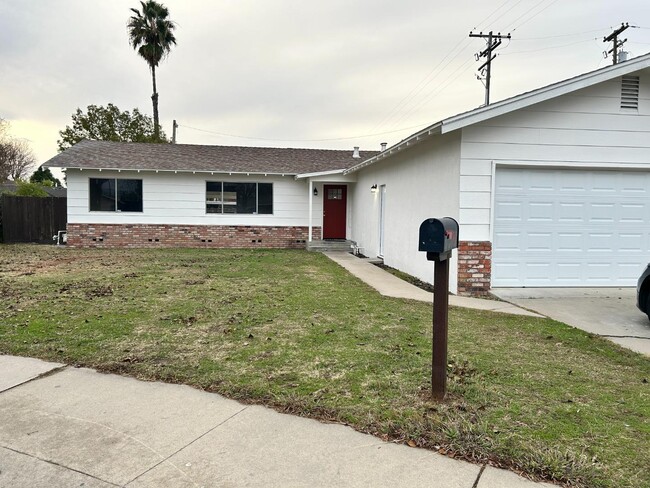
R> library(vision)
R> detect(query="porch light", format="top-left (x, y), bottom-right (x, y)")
top-left (370, 184), bottom-right (378, 193)
top-left (313, 187), bottom-right (318, 196)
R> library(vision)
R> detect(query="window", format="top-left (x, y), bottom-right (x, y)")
top-left (206, 182), bottom-right (273, 214)
top-left (89, 178), bottom-right (143, 212)
top-left (327, 188), bottom-right (343, 200)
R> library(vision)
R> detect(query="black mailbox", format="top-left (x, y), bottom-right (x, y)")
top-left (419, 217), bottom-right (459, 261)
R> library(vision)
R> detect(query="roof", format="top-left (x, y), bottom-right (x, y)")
top-left (43, 140), bottom-right (379, 175)
top-left (345, 51), bottom-right (650, 174)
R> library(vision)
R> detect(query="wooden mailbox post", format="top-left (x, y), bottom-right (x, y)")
top-left (418, 217), bottom-right (459, 400)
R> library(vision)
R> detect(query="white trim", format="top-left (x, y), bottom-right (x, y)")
top-left (308, 180), bottom-right (313, 242)
top-left (295, 169), bottom-right (346, 179)
top-left (493, 161), bottom-right (650, 170)
top-left (489, 160), bottom-right (496, 243)
top-left (378, 184), bottom-right (386, 258)
top-left (62, 167), bottom-right (295, 177)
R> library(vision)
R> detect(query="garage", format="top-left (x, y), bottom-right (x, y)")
top-left (492, 167), bottom-right (650, 287)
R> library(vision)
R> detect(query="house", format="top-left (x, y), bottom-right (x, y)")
top-left (44, 52), bottom-right (650, 296)
top-left (43, 141), bottom-right (378, 248)
top-left (345, 52), bottom-right (650, 294)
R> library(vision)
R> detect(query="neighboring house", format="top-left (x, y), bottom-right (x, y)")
top-left (0, 182), bottom-right (67, 198)
top-left (44, 52), bottom-right (650, 295)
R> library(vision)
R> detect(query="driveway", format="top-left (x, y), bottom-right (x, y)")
top-left (492, 288), bottom-right (650, 356)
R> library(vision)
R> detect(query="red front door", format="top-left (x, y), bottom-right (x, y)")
top-left (323, 185), bottom-right (347, 239)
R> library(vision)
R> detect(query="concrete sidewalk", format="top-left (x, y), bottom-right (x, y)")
top-left (324, 252), bottom-right (542, 317)
top-left (0, 355), bottom-right (555, 487)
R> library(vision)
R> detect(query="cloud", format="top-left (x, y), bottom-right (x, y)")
top-left (1, 0), bottom-right (649, 167)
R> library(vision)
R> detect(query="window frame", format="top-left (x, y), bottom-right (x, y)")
top-left (205, 181), bottom-right (273, 215)
top-left (89, 177), bottom-right (143, 213)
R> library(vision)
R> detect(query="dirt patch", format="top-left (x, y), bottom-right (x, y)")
top-left (86, 285), bottom-right (114, 299)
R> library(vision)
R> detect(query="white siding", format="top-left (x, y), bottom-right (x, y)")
top-left (350, 132), bottom-right (461, 292)
top-left (459, 71), bottom-right (650, 241)
top-left (67, 170), bottom-right (320, 227)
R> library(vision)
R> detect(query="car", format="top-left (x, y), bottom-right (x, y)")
top-left (637, 264), bottom-right (650, 320)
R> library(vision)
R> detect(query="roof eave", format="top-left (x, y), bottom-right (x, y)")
top-left (295, 168), bottom-right (347, 179)
top-left (62, 166), bottom-right (298, 177)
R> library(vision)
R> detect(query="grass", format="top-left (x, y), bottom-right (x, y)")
top-left (1, 245), bottom-right (649, 488)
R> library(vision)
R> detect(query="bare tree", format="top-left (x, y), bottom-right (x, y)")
top-left (0, 119), bottom-right (36, 182)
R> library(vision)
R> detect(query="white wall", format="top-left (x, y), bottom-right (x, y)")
top-left (460, 70), bottom-right (650, 241)
top-left (350, 132), bottom-right (461, 291)
top-left (67, 170), bottom-right (322, 227)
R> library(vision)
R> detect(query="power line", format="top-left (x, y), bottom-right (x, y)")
top-left (387, 57), bottom-right (476, 130)
top-left (472, 0), bottom-right (514, 30)
top-left (500, 37), bottom-right (600, 55)
top-left (368, 38), bottom-right (471, 133)
top-left (481, 0), bottom-right (524, 31)
top-left (380, 1), bottom-right (527, 131)
top-left (502, 0), bottom-right (549, 31)
top-left (369, 0), bottom-right (528, 134)
top-left (505, 0), bottom-right (561, 32)
top-left (516, 28), bottom-right (610, 41)
top-left (178, 122), bottom-right (430, 143)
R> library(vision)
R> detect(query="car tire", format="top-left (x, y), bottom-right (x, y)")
top-left (646, 294), bottom-right (650, 322)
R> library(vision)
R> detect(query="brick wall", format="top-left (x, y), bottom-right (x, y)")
top-left (457, 241), bottom-right (492, 296)
top-left (66, 223), bottom-right (322, 249)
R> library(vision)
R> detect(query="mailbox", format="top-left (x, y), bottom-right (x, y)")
top-left (419, 217), bottom-right (459, 261)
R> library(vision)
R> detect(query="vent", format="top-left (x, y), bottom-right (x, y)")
top-left (621, 75), bottom-right (640, 110)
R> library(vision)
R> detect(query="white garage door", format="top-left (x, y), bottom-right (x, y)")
top-left (493, 167), bottom-right (650, 287)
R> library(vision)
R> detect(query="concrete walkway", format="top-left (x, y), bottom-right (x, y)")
top-left (0, 355), bottom-right (556, 487)
top-left (324, 252), bottom-right (542, 317)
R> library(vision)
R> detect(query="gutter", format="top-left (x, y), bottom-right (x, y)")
top-left (58, 167), bottom-right (298, 177)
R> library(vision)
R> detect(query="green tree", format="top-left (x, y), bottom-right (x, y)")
top-left (127, 1), bottom-right (177, 140)
top-left (57, 104), bottom-right (168, 151)
top-left (30, 166), bottom-right (61, 187)
top-left (12, 180), bottom-right (49, 197)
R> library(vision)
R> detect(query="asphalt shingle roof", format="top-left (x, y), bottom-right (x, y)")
top-left (43, 140), bottom-right (378, 175)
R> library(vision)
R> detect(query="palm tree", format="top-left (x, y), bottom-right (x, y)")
top-left (127, 1), bottom-right (176, 140)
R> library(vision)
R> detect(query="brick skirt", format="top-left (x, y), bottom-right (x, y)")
top-left (457, 241), bottom-right (492, 296)
top-left (66, 223), bottom-right (322, 249)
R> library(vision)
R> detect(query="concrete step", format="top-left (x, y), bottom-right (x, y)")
top-left (307, 240), bottom-right (355, 252)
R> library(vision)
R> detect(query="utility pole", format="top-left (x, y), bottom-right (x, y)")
top-left (469, 31), bottom-right (511, 106)
top-left (172, 119), bottom-right (178, 144)
top-left (603, 23), bottom-right (630, 65)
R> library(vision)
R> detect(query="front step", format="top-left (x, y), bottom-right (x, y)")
top-left (306, 239), bottom-right (355, 252)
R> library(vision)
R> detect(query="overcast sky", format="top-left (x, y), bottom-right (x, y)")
top-left (1, 0), bottom-right (649, 178)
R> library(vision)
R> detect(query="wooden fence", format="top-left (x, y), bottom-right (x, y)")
top-left (0, 195), bottom-right (67, 244)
